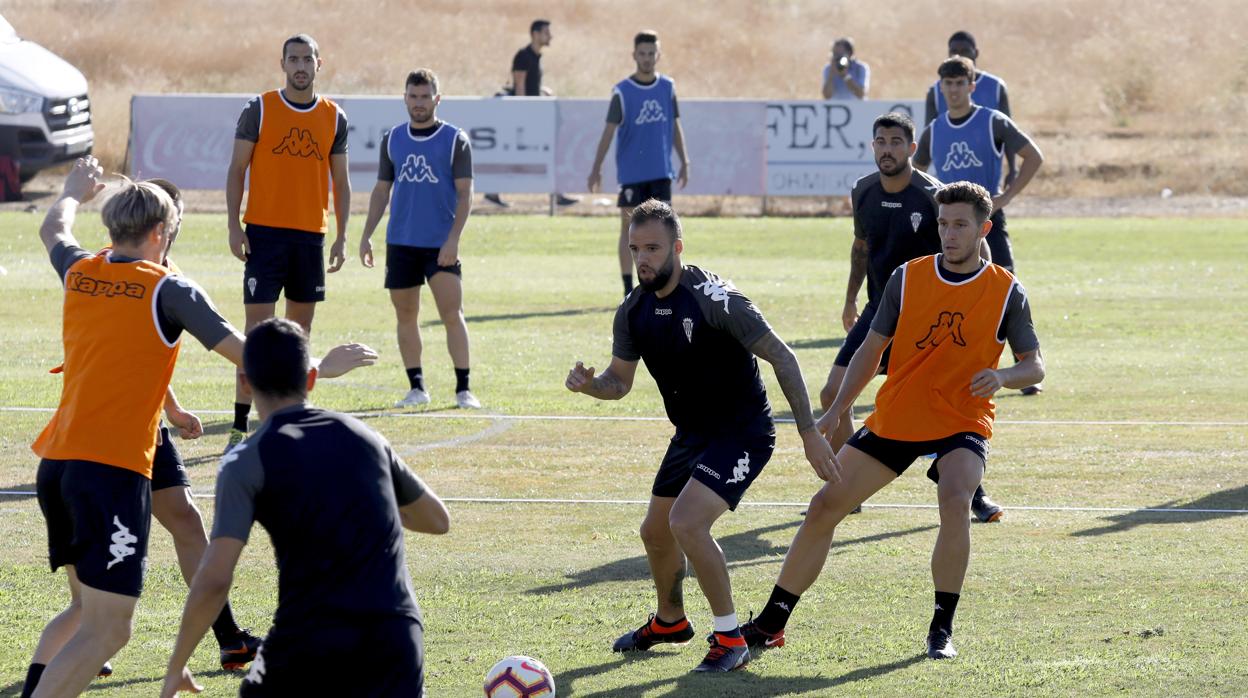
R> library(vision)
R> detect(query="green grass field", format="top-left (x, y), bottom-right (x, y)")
top-left (1, 210), bottom-right (1246, 696)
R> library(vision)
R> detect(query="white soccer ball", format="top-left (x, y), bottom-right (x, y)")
top-left (483, 655), bottom-right (555, 697)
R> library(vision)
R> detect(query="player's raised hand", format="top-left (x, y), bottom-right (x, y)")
top-left (801, 428), bottom-right (841, 483)
top-left (159, 666), bottom-right (203, 697)
top-left (328, 237), bottom-right (347, 273)
top-left (565, 361), bottom-right (596, 393)
top-left (166, 407), bottom-right (203, 440)
top-left (227, 219), bottom-right (250, 262)
top-left (970, 368), bottom-right (1004, 398)
top-left (359, 237), bottom-right (374, 268)
top-left (318, 343), bottom-right (379, 378)
top-left (841, 299), bottom-right (859, 333)
top-left (63, 156), bottom-right (105, 203)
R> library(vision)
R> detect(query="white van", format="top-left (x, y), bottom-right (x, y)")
top-left (0, 14), bottom-right (93, 185)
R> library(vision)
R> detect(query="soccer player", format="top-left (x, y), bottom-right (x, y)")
top-left (160, 318), bottom-right (449, 698)
top-left (587, 30), bottom-right (691, 296)
top-left (566, 199), bottom-right (838, 673)
top-left (225, 33), bottom-right (351, 450)
top-left (820, 113), bottom-right (1004, 523)
top-left (359, 69), bottom-right (481, 409)
top-left (915, 55), bottom-right (1044, 394)
top-left (740, 181), bottom-right (1044, 660)
top-left (21, 159), bottom-right (374, 698)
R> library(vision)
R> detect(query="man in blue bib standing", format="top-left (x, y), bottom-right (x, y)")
top-left (360, 69), bottom-right (481, 410)
top-left (587, 30), bottom-right (691, 296)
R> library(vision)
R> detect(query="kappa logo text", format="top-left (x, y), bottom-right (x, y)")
top-left (272, 128), bottom-right (323, 160)
top-left (941, 142), bottom-right (984, 171)
top-left (916, 311), bottom-right (967, 349)
top-left (397, 154), bottom-right (439, 183)
top-left (66, 272), bottom-right (146, 299)
top-left (695, 463), bottom-right (721, 480)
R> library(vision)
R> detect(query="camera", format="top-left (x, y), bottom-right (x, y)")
top-left (835, 56), bottom-right (850, 71)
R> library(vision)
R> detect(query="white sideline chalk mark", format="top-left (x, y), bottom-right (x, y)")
top-left (0, 491), bottom-right (1244, 514)
top-left (395, 412), bottom-right (515, 455)
top-left (0, 406), bottom-right (1243, 427)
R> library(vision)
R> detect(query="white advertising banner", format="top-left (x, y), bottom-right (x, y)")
top-left (764, 99), bottom-right (924, 196)
top-left (130, 94), bottom-right (557, 193)
top-left (553, 99), bottom-right (766, 196)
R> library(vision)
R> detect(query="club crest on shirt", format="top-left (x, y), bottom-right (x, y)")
top-left (911, 212), bottom-right (923, 232)
top-left (682, 317), bottom-right (693, 343)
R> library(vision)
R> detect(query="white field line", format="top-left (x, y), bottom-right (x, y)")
top-left (0, 406), bottom-right (1243, 427)
top-left (0, 490), bottom-right (1243, 514)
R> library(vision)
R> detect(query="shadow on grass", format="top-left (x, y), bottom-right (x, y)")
top-left (526, 520), bottom-right (936, 596)
top-left (566, 652), bottom-right (926, 697)
top-left (1070, 484), bottom-right (1248, 537)
top-left (787, 337), bottom-right (845, 351)
top-left (0, 669), bottom-right (241, 697)
top-left (423, 305), bottom-right (615, 327)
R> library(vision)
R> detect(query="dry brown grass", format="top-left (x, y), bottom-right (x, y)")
top-left (7, 0), bottom-right (1247, 196)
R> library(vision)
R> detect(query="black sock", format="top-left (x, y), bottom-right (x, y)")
top-left (622, 274), bottom-right (634, 295)
top-left (973, 484), bottom-right (987, 501)
top-left (20, 664), bottom-right (45, 698)
top-left (232, 403), bottom-right (249, 432)
top-left (930, 591), bottom-right (960, 635)
top-left (211, 599), bottom-right (243, 645)
top-left (406, 366), bottom-right (424, 392)
top-left (653, 614), bottom-right (686, 628)
top-left (454, 368), bottom-right (470, 393)
top-left (755, 585), bottom-right (801, 634)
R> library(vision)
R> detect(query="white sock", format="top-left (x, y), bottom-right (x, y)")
top-left (713, 613), bottom-right (739, 633)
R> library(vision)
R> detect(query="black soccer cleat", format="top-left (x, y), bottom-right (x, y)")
top-left (1020, 384), bottom-right (1043, 396)
top-left (97, 661), bottom-right (113, 678)
top-left (972, 493), bottom-right (1004, 523)
top-left (692, 634), bottom-right (751, 672)
top-left (926, 628), bottom-right (957, 659)
top-left (220, 629), bottom-right (262, 670)
top-left (740, 618), bottom-right (786, 650)
top-left (612, 614), bottom-right (695, 652)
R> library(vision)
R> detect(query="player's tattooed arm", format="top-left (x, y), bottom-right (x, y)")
top-left (749, 331), bottom-right (816, 433)
top-left (844, 238), bottom-right (868, 331)
top-left (566, 357), bottom-right (637, 400)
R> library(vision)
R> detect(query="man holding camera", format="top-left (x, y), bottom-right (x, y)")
top-left (821, 37), bottom-right (869, 100)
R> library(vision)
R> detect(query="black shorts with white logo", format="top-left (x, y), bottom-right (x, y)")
top-left (240, 617), bottom-right (423, 697)
top-left (618, 178), bottom-right (673, 208)
top-left (36, 458), bottom-right (151, 597)
top-left (987, 209), bottom-right (1013, 272)
top-left (845, 427), bottom-right (990, 477)
top-left (652, 430), bottom-right (775, 510)
top-left (243, 224), bottom-right (326, 304)
top-left (833, 302), bottom-right (892, 370)
top-left (151, 426), bottom-right (191, 492)
top-left (385, 244), bottom-right (462, 289)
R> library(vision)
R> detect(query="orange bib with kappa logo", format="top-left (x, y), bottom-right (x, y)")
top-left (32, 254), bottom-right (181, 478)
top-left (243, 90), bottom-right (340, 234)
top-left (865, 255), bottom-right (1015, 441)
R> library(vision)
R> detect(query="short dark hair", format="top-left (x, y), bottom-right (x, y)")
top-left (630, 199), bottom-right (682, 242)
top-left (873, 112), bottom-right (916, 143)
top-left (938, 55), bottom-right (976, 81)
top-left (948, 31), bottom-right (977, 49)
top-left (833, 37), bottom-right (855, 55)
top-left (282, 33), bottom-right (319, 59)
top-left (935, 181), bottom-right (993, 223)
top-left (530, 19), bottom-right (550, 34)
top-left (634, 30), bottom-right (659, 47)
top-left (244, 318), bottom-right (311, 399)
top-left (405, 69), bottom-right (440, 95)
top-left (145, 178), bottom-right (182, 208)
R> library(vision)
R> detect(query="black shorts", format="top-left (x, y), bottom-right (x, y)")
top-left (151, 426), bottom-right (191, 492)
top-left (243, 224), bottom-right (326, 304)
top-left (36, 458), bottom-right (151, 597)
top-left (241, 617), bottom-right (424, 697)
top-left (385, 244), bottom-right (462, 289)
top-left (845, 427), bottom-right (990, 477)
top-left (833, 303), bottom-right (892, 370)
top-left (618, 178), bottom-right (673, 208)
top-left (987, 209), bottom-right (1013, 272)
top-left (653, 430), bottom-right (775, 510)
